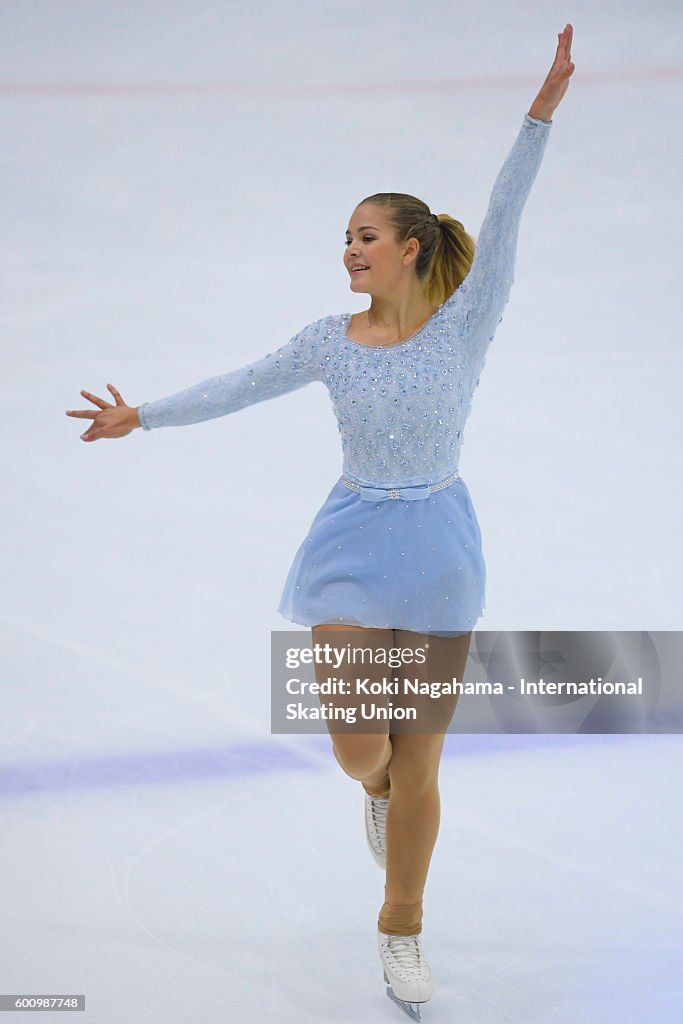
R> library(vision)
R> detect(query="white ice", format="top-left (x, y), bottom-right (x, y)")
top-left (1, 1), bottom-right (682, 1021)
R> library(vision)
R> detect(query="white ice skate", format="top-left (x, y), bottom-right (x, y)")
top-left (378, 929), bottom-right (434, 1022)
top-left (364, 792), bottom-right (389, 869)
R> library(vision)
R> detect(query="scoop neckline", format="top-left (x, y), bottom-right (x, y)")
top-left (341, 309), bottom-right (441, 350)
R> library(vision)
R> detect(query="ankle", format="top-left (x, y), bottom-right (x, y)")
top-left (378, 898), bottom-right (423, 936)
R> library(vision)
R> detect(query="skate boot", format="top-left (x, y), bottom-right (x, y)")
top-left (378, 929), bottom-right (434, 1021)
top-left (364, 792), bottom-right (389, 869)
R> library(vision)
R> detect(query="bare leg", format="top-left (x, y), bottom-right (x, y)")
top-left (311, 623), bottom-right (394, 798)
top-left (310, 623), bottom-right (472, 936)
top-left (379, 630), bottom-right (472, 936)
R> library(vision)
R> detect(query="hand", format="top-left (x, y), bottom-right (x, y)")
top-left (529, 23), bottom-right (575, 121)
top-left (65, 384), bottom-right (140, 442)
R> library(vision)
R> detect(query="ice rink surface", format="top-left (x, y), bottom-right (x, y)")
top-left (1, 1), bottom-right (682, 1021)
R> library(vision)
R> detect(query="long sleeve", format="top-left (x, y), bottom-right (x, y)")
top-left (137, 316), bottom-right (329, 430)
top-left (447, 113), bottom-right (552, 371)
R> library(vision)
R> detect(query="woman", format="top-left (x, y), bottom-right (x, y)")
top-left (67, 24), bottom-right (574, 1019)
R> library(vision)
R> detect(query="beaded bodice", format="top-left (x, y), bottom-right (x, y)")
top-left (138, 114), bottom-right (552, 487)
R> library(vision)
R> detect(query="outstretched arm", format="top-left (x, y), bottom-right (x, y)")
top-left (67, 317), bottom-right (328, 440)
top-left (137, 320), bottom-right (324, 431)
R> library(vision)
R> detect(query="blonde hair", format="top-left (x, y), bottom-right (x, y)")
top-left (358, 192), bottom-right (476, 306)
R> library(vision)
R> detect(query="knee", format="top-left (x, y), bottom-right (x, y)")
top-left (333, 735), bottom-right (389, 781)
top-left (388, 745), bottom-right (441, 796)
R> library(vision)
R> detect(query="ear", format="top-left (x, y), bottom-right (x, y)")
top-left (402, 236), bottom-right (420, 266)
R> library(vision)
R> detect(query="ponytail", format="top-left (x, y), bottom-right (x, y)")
top-left (427, 214), bottom-right (477, 306)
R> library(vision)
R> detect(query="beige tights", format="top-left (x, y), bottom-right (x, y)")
top-left (312, 625), bottom-right (472, 936)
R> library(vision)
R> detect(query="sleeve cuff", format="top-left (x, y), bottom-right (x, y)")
top-left (524, 112), bottom-right (553, 126)
top-left (137, 404), bottom-right (151, 431)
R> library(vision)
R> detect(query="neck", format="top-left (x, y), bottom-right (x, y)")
top-left (367, 287), bottom-right (438, 337)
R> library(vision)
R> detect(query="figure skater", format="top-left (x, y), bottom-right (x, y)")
top-left (66, 24), bottom-right (574, 1020)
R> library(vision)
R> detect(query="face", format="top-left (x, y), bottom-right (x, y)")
top-left (344, 204), bottom-right (419, 296)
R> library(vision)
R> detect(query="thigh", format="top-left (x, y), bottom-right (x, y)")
top-left (310, 623), bottom-right (396, 741)
top-left (390, 629), bottom-right (473, 735)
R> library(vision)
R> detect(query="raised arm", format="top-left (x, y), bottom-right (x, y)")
top-left (449, 113), bottom-right (552, 344)
top-left (67, 316), bottom-right (329, 441)
top-left (447, 24), bottom-right (574, 355)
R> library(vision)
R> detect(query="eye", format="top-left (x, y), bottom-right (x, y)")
top-left (344, 235), bottom-right (376, 246)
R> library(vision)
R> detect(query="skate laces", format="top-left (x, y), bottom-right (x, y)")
top-left (383, 934), bottom-right (428, 980)
top-left (366, 795), bottom-right (389, 852)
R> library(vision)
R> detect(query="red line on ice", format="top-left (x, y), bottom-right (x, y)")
top-left (0, 66), bottom-right (681, 98)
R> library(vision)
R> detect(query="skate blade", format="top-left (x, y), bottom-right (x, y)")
top-left (385, 984), bottom-right (422, 1022)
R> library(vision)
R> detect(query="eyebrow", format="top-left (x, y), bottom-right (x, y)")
top-left (345, 225), bottom-right (379, 234)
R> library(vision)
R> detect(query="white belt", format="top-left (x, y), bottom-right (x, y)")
top-left (341, 468), bottom-right (460, 502)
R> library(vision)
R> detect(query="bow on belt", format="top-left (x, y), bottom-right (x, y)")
top-left (359, 484), bottom-right (432, 502)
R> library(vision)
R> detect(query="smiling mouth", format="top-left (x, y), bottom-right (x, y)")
top-left (351, 266), bottom-right (369, 273)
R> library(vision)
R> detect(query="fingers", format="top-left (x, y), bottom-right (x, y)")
top-left (559, 23), bottom-right (573, 60)
top-left (78, 389), bottom-right (112, 410)
top-left (65, 409), bottom-right (98, 420)
top-left (556, 24), bottom-right (571, 46)
top-left (551, 23), bottom-right (574, 76)
top-left (79, 424), bottom-right (107, 442)
top-left (65, 387), bottom-right (115, 438)
top-left (107, 383), bottom-right (126, 406)
top-left (66, 414), bottom-right (100, 441)
top-left (65, 402), bottom-right (133, 442)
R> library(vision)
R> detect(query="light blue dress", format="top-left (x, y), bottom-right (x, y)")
top-left (138, 113), bottom-right (552, 635)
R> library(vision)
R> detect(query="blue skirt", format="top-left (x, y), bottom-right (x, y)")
top-left (278, 474), bottom-right (486, 636)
